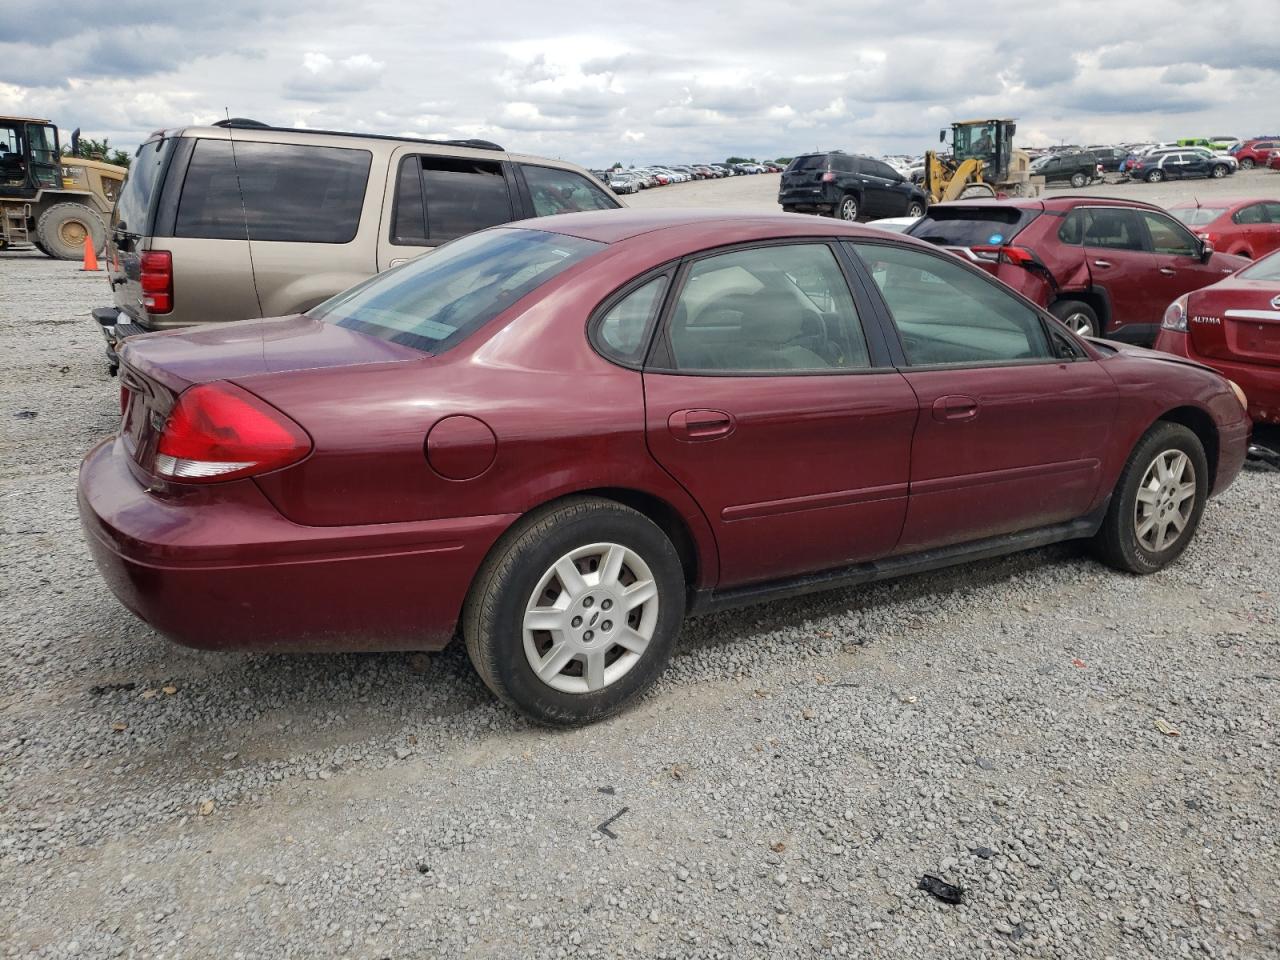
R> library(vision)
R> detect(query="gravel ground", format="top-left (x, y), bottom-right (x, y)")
top-left (2, 173), bottom-right (1279, 959)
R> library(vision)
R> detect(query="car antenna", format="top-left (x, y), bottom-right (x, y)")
top-left (224, 109), bottom-right (266, 321)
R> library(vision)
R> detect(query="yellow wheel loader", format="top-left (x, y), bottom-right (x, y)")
top-left (923, 119), bottom-right (1043, 204)
top-left (1, 117), bottom-right (126, 259)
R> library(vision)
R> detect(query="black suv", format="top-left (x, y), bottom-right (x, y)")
top-left (779, 151), bottom-right (928, 221)
top-left (1030, 151), bottom-right (1103, 187)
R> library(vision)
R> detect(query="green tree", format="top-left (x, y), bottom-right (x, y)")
top-left (62, 137), bottom-right (131, 168)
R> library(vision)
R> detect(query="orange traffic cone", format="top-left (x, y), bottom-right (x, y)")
top-left (81, 235), bottom-right (100, 271)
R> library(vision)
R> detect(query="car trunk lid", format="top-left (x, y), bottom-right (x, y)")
top-left (116, 315), bottom-right (424, 475)
top-left (1188, 279), bottom-right (1280, 367)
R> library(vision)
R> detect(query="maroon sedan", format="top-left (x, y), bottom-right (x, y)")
top-left (80, 210), bottom-right (1251, 725)
top-left (1169, 198), bottom-right (1280, 261)
top-left (1154, 249), bottom-right (1280, 425)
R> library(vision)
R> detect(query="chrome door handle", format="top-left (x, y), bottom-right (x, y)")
top-left (1159, 267), bottom-right (1176, 276)
top-left (1093, 259), bottom-right (1112, 268)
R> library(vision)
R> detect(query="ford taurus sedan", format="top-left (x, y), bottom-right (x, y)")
top-left (79, 210), bottom-right (1251, 725)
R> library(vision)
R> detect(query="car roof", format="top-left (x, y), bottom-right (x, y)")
top-left (507, 208), bottom-right (900, 245)
top-left (931, 196), bottom-right (1168, 214)
top-left (1168, 197), bottom-right (1274, 210)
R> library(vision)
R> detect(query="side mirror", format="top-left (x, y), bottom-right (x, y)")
top-left (939, 129), bottom-right (946, 143)
top-left (1199, 239), bottom-right (1214, 263)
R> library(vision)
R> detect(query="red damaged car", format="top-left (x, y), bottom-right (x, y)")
top-left (79, 211), bottom-right (1251, 724)
top-left (1155, 249), bottom-right (1280, 426)
top-left (1168, 198), bottom-right (1280, 262)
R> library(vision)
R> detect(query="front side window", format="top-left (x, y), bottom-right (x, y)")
top-left (175, 139), bottom-right (371, 243)
top-left (665, 244), bottom-right (870, 373)
top-left (851, 242), bottom-right (1051, 366)
top-left (313, 228), bottom-right (602, 353)
top-left (521, 165), bottom-right (617, 216)
top-left (1139, 211), bottom-right (1199, 257)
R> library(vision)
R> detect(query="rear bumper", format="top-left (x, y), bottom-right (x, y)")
top-left (1153, 330), bottom-right (1280, 425)
top-left (78, 437), bottom-right (515, 652)
top-left (778, 186), bottom-right (835, 211)
top-left (92, 307), bottom-right (151, 374)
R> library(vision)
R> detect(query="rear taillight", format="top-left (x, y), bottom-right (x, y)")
top-left (970, 244), bottom-right (1036, 266)
top-left (821, 171), bottom-right (836, 182)
top-left (140, 250), bottom-right (173, 314)
top-left (155, 382), bottom-right (311, 483)
top-left (1162, 295), bottom-right (1189, 333)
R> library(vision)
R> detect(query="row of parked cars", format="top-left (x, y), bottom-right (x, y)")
top-left (76, 117), bottom-right (1277, 726)
top-left (601, 161), bottom-right (782, 194)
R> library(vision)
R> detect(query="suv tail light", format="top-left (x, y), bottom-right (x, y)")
top-left (140, 250), bottom-right (173, 314)
top-left (155, 382), bottom-right (311, 483)
top-left (970, 244), bottom-right (1036, 266)
top-left (821, 171), bottom-right (837, 182)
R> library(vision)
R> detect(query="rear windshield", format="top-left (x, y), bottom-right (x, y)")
top-left (175, 139), bottom-right (371, 243)
top-left (1169, 207), bottom-right (1228, 226)
top-left (312, 228), bottom-right (603, 353)
top-left (788, 155), bottom-right (828, 171)
top-left (113, 138), bottom-right (173, 236)
top-left (1238, 251), bottom-right (1280, 281)
top-left (906, 206), bottom-right (1041, 247)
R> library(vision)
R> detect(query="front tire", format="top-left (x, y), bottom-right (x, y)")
top-left (36, 202), bottom-right (106, 259)
top-left (1210, 164), bottom-right (1228, 179)
top-left (1092, 423), bottom-right (1208, 574)
top-left (836, 194), bottom-right (860, 221)
top-left (462, 497), bottom-right (685, 726)
top-left (1240, 158), bottom-right (1255, 170)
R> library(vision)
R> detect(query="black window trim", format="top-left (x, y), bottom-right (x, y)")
top-left (840, 237), bottom-right (1091, 371)
top-left (643, 237), bottom-right (896, 378)
top-left (1134, 207), bottom-right (1201, 258)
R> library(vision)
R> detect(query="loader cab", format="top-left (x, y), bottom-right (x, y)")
top-left (0, 117), bottom-right (61, 198)
top-left (948, 119), bottom-right (1017, 182)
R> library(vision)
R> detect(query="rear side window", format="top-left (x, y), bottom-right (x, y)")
top-left (175, 140), bottom-right (371, 243)
top-left (1232, 204), bottom-right (1265, 225)
top-left (1080, 209), bottom-right (1143, 251)
top-left (521, 165), bottom-right (618, 216)
top-left (593, 275), bottom-right (669, 366)
top-left (113, 138), bottom-right (172, 235)
top-left (391, 155), bottom-right (515, 245)
top-left (312, 228), bottom-right (602, 353)
top-left (908, 206), bottom-right (1039, 247)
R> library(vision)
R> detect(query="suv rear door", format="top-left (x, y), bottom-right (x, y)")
top-left (1070, 206), bottom-right (1153, 334)
top-left (860, 158), bottom-right (908, 217)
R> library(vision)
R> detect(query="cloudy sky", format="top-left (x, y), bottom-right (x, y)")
top-left (2, 0), bottom-right (1277, 166)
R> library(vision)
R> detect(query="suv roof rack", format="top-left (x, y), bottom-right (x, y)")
top-left (209, 117), bottom-right (504, 152)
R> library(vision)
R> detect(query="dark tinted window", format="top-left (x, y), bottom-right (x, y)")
top-left (1264, 203), bottom-right (1280, 222)
top-left (391, 156), bottom-right (426, 244)
top-left (1081, 208), bottom-right (1143, 251)
top-left (831, 155), bottom-right (859, 173)
top-left (1058, 210), bottom-right (1085, 244)
top-left (908, 206), bottom-right (1040, 247)
top-left (421, 156), bottom-right (513, 243)
top-left (866, 160), bottom-right (900, 179)
top-left (852, 242), bottom-right (1051, 365)
top-left (175, 139), bottom-right (370, 243)
top-left (113, 138), bottom-right (172, 235)
top-left (522, 164), bottom-right (619, 216)
top-left (313, 228), bottom-right (602, 353)
top-left (666, 244), bottom-right (870, 373)
top-left (788, 155), bottom-right (827, 171)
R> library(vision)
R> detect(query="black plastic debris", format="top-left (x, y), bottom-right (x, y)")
top-left (597, 786), bottom-right (616, 796)
top-left (89, 682), bottom-right (137, 696)
top-left (415, 862), bottom-right (431, 875)
top-left (596, 806), bottom-right (629, 839)
top-left (970, 846), bottom-right (994, 860)
top-left (918, 874), bottom-right (964, 905)
top-left (14, 410), bottom-right (37, 419)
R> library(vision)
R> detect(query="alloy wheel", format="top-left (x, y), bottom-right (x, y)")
top-left (522, 542), bottom-right (660, 694)
top-left (1134, 450), bottom-right (1196, 553)
top-left (839, 197), bottom-right (858, 221)
top-left (1064, 312), bottom-right (1095, 336)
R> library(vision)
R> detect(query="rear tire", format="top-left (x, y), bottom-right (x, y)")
top-left (1092, 423), bottom-right (1208, 574)
top-left (836, 194), bottom-right (860, 221)
top-left (1070, 172), bottom-right (1088, 188)
top-left (906, 200), bottom-right (926, 218)
top-left (462, 497), bottom-right (685, 726)
top-left (1050, 299), bottom-right (1099, 337)
top-left (36, 202), bottom-right (106, 260)
top-left (1146, 170), bottom-right (1165, 183)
